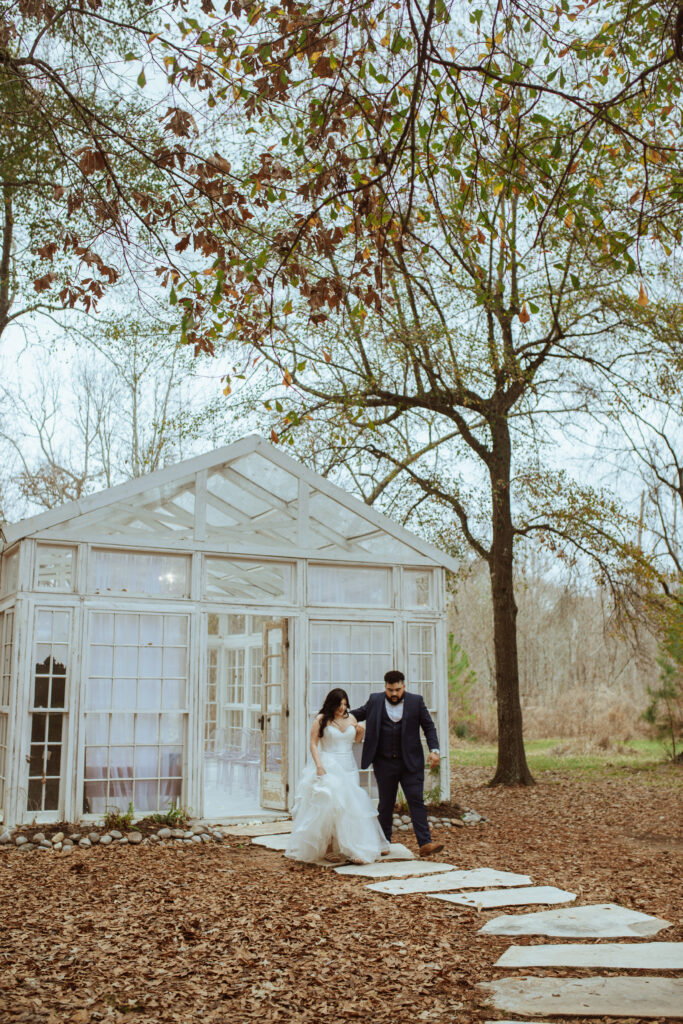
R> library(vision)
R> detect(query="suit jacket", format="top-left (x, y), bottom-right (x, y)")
top-left (351, 691), bottom-right (439, 774)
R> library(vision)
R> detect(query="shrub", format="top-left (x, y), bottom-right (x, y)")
top-left (103, 802), bottom-right (135, 831)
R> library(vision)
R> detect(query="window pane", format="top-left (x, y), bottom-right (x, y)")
top-left (92, 551), bottom-right (189, 597)
top-left (0, 548), bottom-right (19, 596)
top-left (36, 546), bottom-right (75, 590)
top-left (309, 622), bottom-right (393, 712)
top-left (404, 569), bottom-right (432, 609)
top-left (137, 678), bottom-right (162, 710)
top-left (205, 558), bottom-right (293, 603)
top-left (308, 566), bottom-right (391, 606)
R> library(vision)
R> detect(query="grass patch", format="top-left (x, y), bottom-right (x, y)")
top-left (450, 737), bottom-right (681, 782)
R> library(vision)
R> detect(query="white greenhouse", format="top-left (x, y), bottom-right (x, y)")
top-left (0, 436), bottom-right (457, 826)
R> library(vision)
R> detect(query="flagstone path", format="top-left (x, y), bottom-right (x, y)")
top-left (248, 819), bottom-right (681, 1020)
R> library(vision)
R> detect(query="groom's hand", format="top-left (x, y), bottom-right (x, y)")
top-left (427, 751), bottom-right (440, 769)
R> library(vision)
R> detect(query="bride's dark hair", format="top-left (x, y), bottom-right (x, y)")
top-left (318, 687), bottom-right (351, 738)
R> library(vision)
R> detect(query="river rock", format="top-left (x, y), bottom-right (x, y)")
top-left (99, 835), bottom-right (112, 846)
top-left (157, 827), bottom-right (172, 839)
top-left (15, 835), bottom-right (28, 846)
top-left (78, 838), bottom-right (91, 848)
top-left (52, 832), bottom-right (65, 844)
top-left (32, 832), bottom-right (46, 844)
top-left (88, 832), bottom-right (100, 844)
top-left (127, 831), bottom-right (142, 844)
top-left (109, 830), bottom-right (123, 839)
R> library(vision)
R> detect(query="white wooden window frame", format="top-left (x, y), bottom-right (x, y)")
top-left (81, 608), bottom-right (190, 816)
top-left (21, 605), bottom-right (75, 821)
top-left (0, 608), bottom-right (15, 820)
top-left (307, 563), bottom-right (395, 609)
top-left (34, 543), bottom-right (77, 592)
top-left (88, 548), bottom-right (191, 598)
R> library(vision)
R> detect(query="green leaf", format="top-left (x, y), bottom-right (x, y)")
top-left (137, 69), bottom-right (146, 88)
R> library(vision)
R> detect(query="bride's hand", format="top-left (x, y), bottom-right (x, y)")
top-left (316, 765), bottom-right (326, 776)
top-left (354, 723), bottom-right (365, 742)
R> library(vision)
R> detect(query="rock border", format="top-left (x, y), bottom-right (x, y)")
top-left (0, 823), bottom-right (228, 854)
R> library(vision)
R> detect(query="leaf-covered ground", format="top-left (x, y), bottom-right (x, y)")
top-left (1, 766), bottom-right (681, 1024)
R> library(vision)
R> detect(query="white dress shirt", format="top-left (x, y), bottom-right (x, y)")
top-left (385, 698), bottom-right (404, 722)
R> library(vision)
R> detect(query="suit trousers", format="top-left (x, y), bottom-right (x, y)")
top-left (373, 754), bottom-right (431, 846)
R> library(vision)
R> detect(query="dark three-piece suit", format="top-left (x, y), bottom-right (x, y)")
top-left (351, 691), bottom-right (439, 847)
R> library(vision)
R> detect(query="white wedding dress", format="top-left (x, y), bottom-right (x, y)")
top-left (284, 722), bottom-right (390, 864)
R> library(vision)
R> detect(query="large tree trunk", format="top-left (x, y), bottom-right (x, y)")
top-left (487, 414), bottom-right (534, 786)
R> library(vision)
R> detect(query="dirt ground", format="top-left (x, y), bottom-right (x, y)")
top-left (1, 765), bottom-right (681, 1024)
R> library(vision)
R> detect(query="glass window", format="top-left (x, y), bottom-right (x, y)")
top-left (83, 611), bottom-right (189, 815)
top-left (35, 546), bottom-right (76, 590)
top-left (205, 558), bottom-right (293, 603)
top-left (0, 547), bottom-right (19, 596)
top-left (407, 623), bottom-right (436, 709)
top-left (90, 550), bottom-right (189, 597)
top-left (309, 621), bottom-right (393, 715)
top-left (27, 609), bottom-right (71, 814)
top-left (308, 565), bottom-right (391, 607)
top-left (404, 569), bottom-right (432, 609)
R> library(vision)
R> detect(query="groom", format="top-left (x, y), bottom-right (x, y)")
top-left (352, 670), bottom-right (444, 857)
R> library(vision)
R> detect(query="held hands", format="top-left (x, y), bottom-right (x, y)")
top-left (426, 751), bottom-right (440, 769)
top-left (354, 722), bottom-right (366, 743)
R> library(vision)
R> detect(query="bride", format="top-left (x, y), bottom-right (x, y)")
top-left (285, 687), bottom-right (390, 864)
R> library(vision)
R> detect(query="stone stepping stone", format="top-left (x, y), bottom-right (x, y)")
top-left (252, 836), bottom-right (414, 861)
top-left (224, 821), bottom-right (293, 837)
top-left (479, 976), bottom-right (683, 1018)
top-left (430, 885), bottom-right (576, 910)
top-left (252, 833), bottom-right (294, 851)
top-left (480, 902), bottom-right (672, 937)
top-left (334, 860), bottom-right (456, 878)
top-left (495, 941), bottom-right (683, 971)
top-left (366, 868), bottom-right (532, 896)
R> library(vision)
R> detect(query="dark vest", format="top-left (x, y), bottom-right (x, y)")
top-left (377, 703), bottom-right (403, 760)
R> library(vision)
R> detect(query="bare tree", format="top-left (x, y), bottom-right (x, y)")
top-left (0, 315), bottom-right (198, 517)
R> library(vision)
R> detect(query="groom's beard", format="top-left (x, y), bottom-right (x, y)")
top-left (386, 695), bottom-right (404, 704)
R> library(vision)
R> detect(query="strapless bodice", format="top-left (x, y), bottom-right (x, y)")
top-left (320, 723), bottom-right (356, 753)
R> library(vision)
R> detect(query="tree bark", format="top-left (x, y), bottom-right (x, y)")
top-left (0, 184), bottom-right (14, 339)
top-left (487, 412), bottom-right (535, 786)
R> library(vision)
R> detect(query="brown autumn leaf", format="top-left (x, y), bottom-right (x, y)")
top-left (37, 241), bottom-right (59, 259)
top-left (518, 302), bottom-right (530, 323)
top-left (270, 428), bottom-right (279, 443)
top-left (77, 149), bottom-right (107, 175)
top-left (33, 271), bottom-right (58, 292)
top-left (637, 282), bottom-right (649, 306)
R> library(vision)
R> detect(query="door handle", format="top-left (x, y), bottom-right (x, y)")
top-left (259, 714), bottom-right (265, 731)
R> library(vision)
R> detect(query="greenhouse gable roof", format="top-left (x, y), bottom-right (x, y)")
top-left (1, 435), bottom-right (459, 571)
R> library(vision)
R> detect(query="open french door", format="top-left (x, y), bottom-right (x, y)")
top-left (259, 619), bottom-right (289, 809)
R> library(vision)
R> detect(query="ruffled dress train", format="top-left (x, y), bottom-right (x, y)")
top-left (284, 723), bottom-right (389, 864)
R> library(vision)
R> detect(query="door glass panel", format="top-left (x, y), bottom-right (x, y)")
top-left (27, 610), bottom-right (71, 814)
top-left (202, 613), bottom-right (273, 817)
